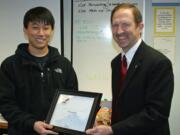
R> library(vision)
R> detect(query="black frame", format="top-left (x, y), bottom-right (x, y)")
top-left (46, 90), bottom-right (102, 135)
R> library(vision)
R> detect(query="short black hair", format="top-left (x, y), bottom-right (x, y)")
top-left (23, 6), bottom-right (55, 29)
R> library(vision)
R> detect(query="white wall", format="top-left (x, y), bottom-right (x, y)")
top-left (168, 7), bottom-right (180, 135)
top-left (64, 0), bottom-right (72, 61)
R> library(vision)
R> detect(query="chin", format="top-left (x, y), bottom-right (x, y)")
top-left (118, 43), bottom-right (129, 48)
top-left (35, 45), bottom-right (48, 50)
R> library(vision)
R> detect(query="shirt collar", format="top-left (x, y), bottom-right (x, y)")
top-left (122, 38), bottom-right (142, 68)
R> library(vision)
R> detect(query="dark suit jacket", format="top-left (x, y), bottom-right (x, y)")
top-left (111, 41), bottom-right (174, 135)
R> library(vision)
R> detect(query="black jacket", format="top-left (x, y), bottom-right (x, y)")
top-left (111, 41), bottom-right (174, 135)
top-left (0, 44), bottom-right (78, 135)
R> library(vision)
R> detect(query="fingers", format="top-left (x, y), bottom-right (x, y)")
top-left (34, 121), bottom-right (58, 135)
top-left (43, 129), bottom-right (59, 135)
top-left (86, 125), bottom-right (113, 135)
top-left (42, 123), bottom-right (58, 135)
top-left (86, 127), bottom-right (97, 134)
top-left (43, 122), bottom-right (53, 129)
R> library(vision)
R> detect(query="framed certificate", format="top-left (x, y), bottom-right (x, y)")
top-left (46, 90), bottom-right (102, 135)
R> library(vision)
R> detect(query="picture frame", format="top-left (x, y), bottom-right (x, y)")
top-left (46, 90), bottom-right (102, 135)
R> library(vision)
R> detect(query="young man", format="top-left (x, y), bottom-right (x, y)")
top-left (86, 3), bottom-right (174, 135)
top-left (0, 7), bottom-right (78, 135)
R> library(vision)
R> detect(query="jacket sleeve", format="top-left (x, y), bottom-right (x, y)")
top-left (64, 59), bottom-right (78, 91)
top-left (112, 58), bottom-right (174, 134)
top-left (0, 62), bottom-right (36, 132)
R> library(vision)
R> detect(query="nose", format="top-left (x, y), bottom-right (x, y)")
top-left (116, 25), bottom-right (124, 35)
top-left (38, 28), bottom-right (45, 35)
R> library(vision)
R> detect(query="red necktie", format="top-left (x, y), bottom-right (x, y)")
top-left (121, 55), bottom-right (127, 83)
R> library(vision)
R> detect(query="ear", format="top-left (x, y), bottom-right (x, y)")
top-left (138, 22), bottom-right (144, 33)
top-left (49, 30), bottom-right (54, 42)
top-left (23, 27), bottom-right (27, 34)
top-left (23, 27), bottom-right (28, 40)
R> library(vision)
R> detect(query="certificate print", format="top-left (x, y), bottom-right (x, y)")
top-left (50, 94), bottom-right (94, 131)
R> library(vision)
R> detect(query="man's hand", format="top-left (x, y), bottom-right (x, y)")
top-left (86, 125), bottom-right (113, 135)
top-left (33, 121), bottom-right (58, 135)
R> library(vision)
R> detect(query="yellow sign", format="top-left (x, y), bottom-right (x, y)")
top-left (154, 7), bottom-right (176, 35)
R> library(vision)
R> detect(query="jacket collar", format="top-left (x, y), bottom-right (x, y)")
top-left (16, 43), bottom-right (60, 67)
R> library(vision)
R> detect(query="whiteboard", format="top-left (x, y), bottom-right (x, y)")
top-left (73, 0), bottom-right (144, 100)
top-left (0, 0), bottom-right (61, 63)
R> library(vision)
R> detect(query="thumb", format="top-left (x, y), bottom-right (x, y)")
top-left (86, 127), bottom-right (97, 134)
top-left (43, 123), bottom-right (53, 129)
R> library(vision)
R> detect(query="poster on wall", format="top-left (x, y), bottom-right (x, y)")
top-left (154, 36), bottom-right (176, 63)
top-left (152, 1), bottom-right (179, 64)
top-left (154, 7), bottom-right (176, 35)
